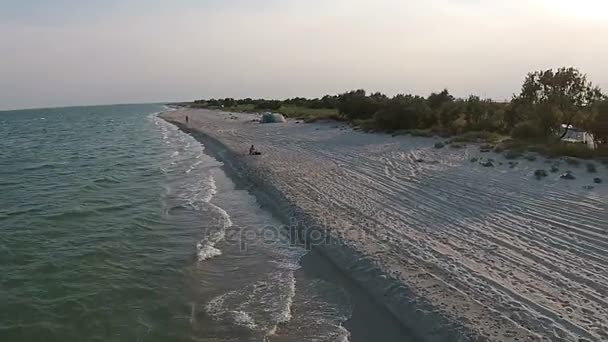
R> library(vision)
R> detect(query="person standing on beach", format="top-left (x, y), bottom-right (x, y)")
top-left (186, 115), bottom-right (189, 124)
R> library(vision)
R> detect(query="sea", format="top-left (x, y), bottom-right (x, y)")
top-left (0, 104), bottom-right (411, 342)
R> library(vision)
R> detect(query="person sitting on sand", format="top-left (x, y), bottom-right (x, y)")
top-left (249, 145), bottom-right (261, 155)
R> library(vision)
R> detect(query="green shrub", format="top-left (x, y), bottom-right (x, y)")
top-left (534, 169), bottom-right (548, 179)
top-left (373, 95), bottom-right (431, 131)
top-left (542, 144), bottom-right (596, 159)
top-left (504, 151), bottom-right (523, 160)
top-left (339, 90), bottom-right (388, 120)
top-left (565, 158), bottom-right (581, 166)
top-left (302, 113), bottom-right (344, 123)
top-left (453, 131), bottom-right (504, 143)
top-left (480, 159), bottom-right (494, 167)
top-left (434, 142), bottom-right (445, 149)
top-left (511, 121), bottom-right (543, 140)
top-left (408, 129), bottom-right (434, 137)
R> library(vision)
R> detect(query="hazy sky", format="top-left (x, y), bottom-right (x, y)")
top-left (1, 0), bottom-right (607, 110)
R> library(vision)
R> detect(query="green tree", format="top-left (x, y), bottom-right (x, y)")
top-left (428, 89), bottom-right (454, 111)
top-left (438, 100), bottom-right (464, 129)
top-left (535, 102), bottom-right (561, 138)
top-left (373, 95), bottom-right (430, 130)
top-left (338, 90), bottom-right (388, 119)
top-left (465, 95), bottom-right (483, 127)
top-left (504, 96), bottom-right (529, 131)
top-left (590, 101), bottom-right (608, 145)
top-left (517, 67), bottom-right (604, 139)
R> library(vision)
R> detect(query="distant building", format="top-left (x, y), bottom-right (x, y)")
top-left (559, 124), bottom-right (596, 149)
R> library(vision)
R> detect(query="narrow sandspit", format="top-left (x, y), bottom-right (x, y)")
top-left (161, 109), bottom-right (608, 342)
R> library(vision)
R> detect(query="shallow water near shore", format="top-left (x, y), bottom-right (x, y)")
top-left (1, 105), bottom-right (413, 341)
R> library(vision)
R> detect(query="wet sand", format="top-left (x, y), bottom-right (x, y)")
top-left (161, 109), bottom-right (608, 342)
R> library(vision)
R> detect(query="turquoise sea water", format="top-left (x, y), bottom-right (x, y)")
top-left (0, 105), bottom-right (360, 341)
top-left (11, 103), bottom-right (604, 341)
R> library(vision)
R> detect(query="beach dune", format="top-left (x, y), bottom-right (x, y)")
top-left (162, 109), bottom-right (608, 342)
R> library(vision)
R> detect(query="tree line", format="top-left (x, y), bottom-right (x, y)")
top-left (194, 67), bottom-right (608, 147)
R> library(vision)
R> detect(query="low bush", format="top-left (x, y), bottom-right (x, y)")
top-left (453, 131), bottom-right (504, 143)
top-left (525, 155), bottom-right (537, 161)
top-left (561, 171), bottom-right (576, 180)
top-left (254, 100), bottom-right (282, 110)
top-left (565, 158), bottom-right (581, 166)
top-left (534, 169), bottom-right (548, 179)
top-left (353, 119), bottom-right (377, 131)
top-left (504, 151), bottom-right (523, 160)
top-left (542, 144), bottom-right (597, 159)
top-left (480, 159), bottom-right (494, 167)
top-left (408, 129), bottom-right (434, 137)
top-left (511, 121), bottom-right (543, 140)
top-left (302, 113), bottom-right (345, 123)
top-left (480, 144), bottom-right (494, 152)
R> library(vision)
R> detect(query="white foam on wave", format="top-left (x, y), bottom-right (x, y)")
top-left (185, 160), bottom-right (203, 174)
top-left (204, 270), bottom-right (297, 336)
top-left (232, 311), bottom-right (257, 330)
top-left (187, 167), bottom-right (232, 264)
top-left (269, 271), bottom-right (297, 326)
top-left (196, 230), bottom-right (226, 261)
top-left (153, 115), bottom-right (232, 263)
top-left (190, 173), bottom-right (232, 262)
top-left (199, 175), bottom-right (217, 204)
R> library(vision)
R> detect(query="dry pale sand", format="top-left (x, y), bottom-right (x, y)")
top-left (162, 109), bottom-right (608, 342)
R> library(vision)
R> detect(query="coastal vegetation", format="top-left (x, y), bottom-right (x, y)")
top-left (190, 67), bottom-right (608, 158)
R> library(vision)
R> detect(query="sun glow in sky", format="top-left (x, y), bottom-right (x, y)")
top-left (0, 0), bottom-right (607, 110)
top-left (547, 0), bottom-right (608, 20)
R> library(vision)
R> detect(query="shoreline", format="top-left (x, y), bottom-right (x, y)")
top-left (162, 115), bottom-right (475, 341)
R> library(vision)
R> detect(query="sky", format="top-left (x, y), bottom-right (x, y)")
top-left (1, 0), bottom-right (607, 110)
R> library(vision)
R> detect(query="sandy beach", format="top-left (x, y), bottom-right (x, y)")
top-left (161, 108), bottom-right (608, 342)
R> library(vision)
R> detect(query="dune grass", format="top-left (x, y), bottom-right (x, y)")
top-left (201, 104), bottom-right (343, 123)
top-left (276, 105), bottom-right (343, 122)
top-left (497, 139), bottom-right (608, 160)
top-left (451, 131), bottom-right (506, 144)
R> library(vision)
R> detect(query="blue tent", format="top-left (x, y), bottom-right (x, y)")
top-left (260, 112), bottom-right (286, 124)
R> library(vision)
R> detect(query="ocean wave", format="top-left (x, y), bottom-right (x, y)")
top-left (232, 311), bottom-right (257, 330)
top-left (204, 270), bottom-right (297, 336)
top-left (0, 206), bottom-right (45, 219)
top-left (185, 160), bottom-right (203, 174)
top-left (196, 230), bottom-right (226, 262)
top-left (44, 207), bottom-right (97, 220)
top-left (155, 119), bottom-right (232, 263)
top-left (22, 163), bottom-right (58, 172)
top-left (92, 176), bottom-right (121, 185)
